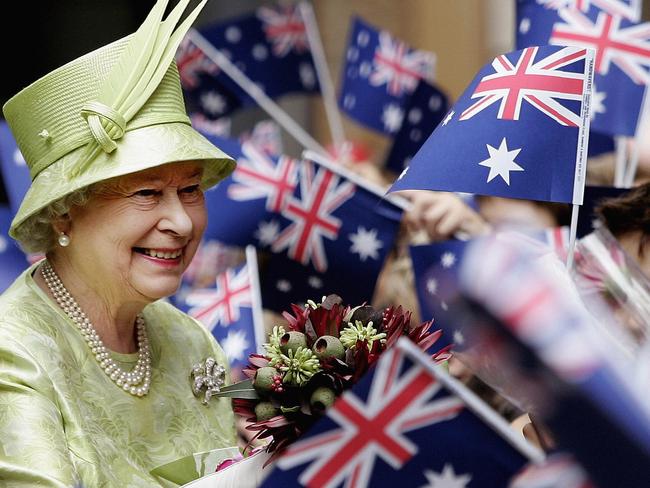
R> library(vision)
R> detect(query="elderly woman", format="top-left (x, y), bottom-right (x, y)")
top-left (0, 1), bottom-right (240, 487)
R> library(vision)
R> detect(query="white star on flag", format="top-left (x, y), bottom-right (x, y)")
top-left (591, 87), bottom-right (607, 120)
top-left (421, 464), bottom-right (472, 488)
top-left (200, 91), bottom-right (227, 115)
top-left (442, 110), bottom-right (454, 126)
top-left (426, 278), bottom-right (438, 295)
top-left (308, 275), bottom-right (323, 289)
top-left (453, 330), bottom-right (465, 346)
top-left (440, 252), bottom-right (456, 268)
top-left (382, 103), bottom-right (404, 133)
top-left (299, 63), bottom-right (316, 88)
top-left (349, 226), bottom-right (383, 261)
top-left (222, 329), bottom-right (250, 361)
top-left (478, 138), bottom-right (523, 186)
top-left (276, 279), bottom-right (292, 292)
top-left (255, 220), bottom-right (281, 246)
top-left (519, 17), bottom-right (531, 35)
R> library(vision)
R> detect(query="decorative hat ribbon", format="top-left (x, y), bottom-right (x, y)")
top-left (70, 0), bottom-right (206, 177)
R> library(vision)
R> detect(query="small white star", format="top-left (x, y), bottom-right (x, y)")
top-left (299, 63), bottom-right (316, 89)
top-left (255, 220), bottom-right (281, 246)
top-left (349, 226), bottom-right (383, 261)
top-left (343, 94), bottom-right (356, 110)
top-left (0, 236), bottom-right (7, 253)
top-left (442, 110), bottom-right (454, 126)
top-left (200, 91), bottom-right (227, 116)
top-left (478, 138), bottom-right (524, 186)
top-left (426, 278), bottom-right (438, 295)
top-left (13, 149), bottom-right (26, 166)
top-left (382, 103), bottom-right (404, 133)
top-left (440, 252), bottom-right (456, 268)
top-left (252, 43), bottom-right (268, 61)
top-left (591, 87), bottom-right (607, 120)
top-left (410, 128), bottom-right (422, 142)
top-left (357, 30), bottom-right (370, 47)
top-left (359, 61), bottom-right (372, 78)
top-left (408, 107), bottom-right (423, 124)
top-left (429, 95), bottom-right (442, 112)
top-left (225, 26), bottom-right (242, 43)
top-left (519, 17), bottom-right (531, 34)
top-left (397, 166), bottom-right (409, 181)
top-left (308, 275), bottom-right (323, 289)
top-left (347, 46), bottom-right (359, 62)
top-left (222, 330), bottom-right (249, 362)
top-left (276, 279), bottom-right (292, 292)
top-left (453, 330), bottom-right (465, 346)
top-left (421, 464), bottom-right (472, 488)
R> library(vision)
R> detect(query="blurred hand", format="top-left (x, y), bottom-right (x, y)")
top-left (402, 191), bottom-right (491, 241)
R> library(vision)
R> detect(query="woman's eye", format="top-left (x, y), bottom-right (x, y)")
top-left (133, 189), bottom-right (159, 198)
top-left (180, 185), bottom-right (201, 194)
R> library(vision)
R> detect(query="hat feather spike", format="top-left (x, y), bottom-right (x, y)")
top-left (72, 0), bottom-right (207, 178)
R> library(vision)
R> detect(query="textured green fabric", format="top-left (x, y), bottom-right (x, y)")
top-left (0, 264), bottom-right (238, 487)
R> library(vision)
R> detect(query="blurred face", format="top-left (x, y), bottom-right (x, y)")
top-left (619, 231), bottom-right (650, 278)
top-left (61, 161), bottom-right (206, 305)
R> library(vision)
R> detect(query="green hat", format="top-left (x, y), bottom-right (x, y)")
top-left (3, 0), bottom-right (236, 240)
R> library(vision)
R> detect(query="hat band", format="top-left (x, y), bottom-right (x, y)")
top-left (80, 101), bottom-right (127, 153)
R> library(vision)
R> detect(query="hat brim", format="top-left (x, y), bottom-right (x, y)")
top-left (9, 122), bottom-right (235, 239)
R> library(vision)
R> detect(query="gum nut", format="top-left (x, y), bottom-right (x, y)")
top-left (350, 305), bottom-right (383, 327)
top-left (279, 331), bottom-right (308, 355)
top-left (312, 335), bottom-right (345, 360)
top-left (254, 401), bottom-right (278, 421)
top-left (253, 367), bottom-right (279, 392)
top-left (310, 386), bottom-right (336, 411)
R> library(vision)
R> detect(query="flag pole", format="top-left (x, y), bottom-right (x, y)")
top-left (245, 245), bottom-right (267, 354)
top-left (187, 29), bottom-right (329, 156)
top-left (298, 2), bottom-right (347, 157)
top-left (614, 136), bottom-right (628, 188)
top-left (565, 203), bottom-right (580, 270)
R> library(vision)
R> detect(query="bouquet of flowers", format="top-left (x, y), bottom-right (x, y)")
top-left (220, 294), bottom-right (451, 460)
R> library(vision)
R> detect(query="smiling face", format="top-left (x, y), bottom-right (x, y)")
top-left (57, 161), bottom-right (207, 306)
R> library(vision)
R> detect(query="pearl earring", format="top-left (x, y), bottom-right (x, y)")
top-left (58, 232), bottom-right (70, 247)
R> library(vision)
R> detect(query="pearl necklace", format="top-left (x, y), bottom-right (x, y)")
top-left (41, 261), bottom-right (151, 397)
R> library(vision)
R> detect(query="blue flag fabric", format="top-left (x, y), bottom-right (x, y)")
top-left (338, 16), bottom-right (436, 135)
top-left (200, 134), bottom-right (403, 312)
top-left (384, 80), bottom-right (450, 175)
top-left (516, 0), bottom-right (650, 137)
top-left (260, 338), bottom-right (530, 487)
top-left (0, 121), bottom-right (30, 216)
top-left (0, 205), bottom-right (30, 292)
top-left (171, 249), bottom-right (263, 379)
top-left (409, 240), bottom-right (469, 350)
top-left (389, 44), bottom-right (594, 205)
top-left (177, 3), bottom-right (320, 120)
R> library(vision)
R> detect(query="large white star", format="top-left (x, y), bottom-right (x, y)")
top-left (591, 87), bottom-right (607, 120)
top-left (349, 226), bottom-right (383, 261)
top-left (440, 251), bottom-right (456, 268)
top-left (478, 138), bottom-right (523, 185)
top-left (222, 330), bottom-right (249, 361)
top-left (255, 220), bottom-right (281, 246)
top-left (421, 464), bottom-right (472, 488)
top-left (382, 103), bottom-right (404, 133)
top-left (426, 278), bottom-right (438, 295)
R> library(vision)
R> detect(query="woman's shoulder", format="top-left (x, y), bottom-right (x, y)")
top-left (144, 300), bottom-right (216, 349)
top-left (0, 268), bottom-right (56, 337)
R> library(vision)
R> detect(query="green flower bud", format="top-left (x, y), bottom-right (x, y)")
top-left (253, 366), bottom-right (279, 393)
top-left (310, 386), bottom-right (336, 412)
top-left (254, 401), bottom-right (278, 421)
top-left (279, 331), bottom-right (308, 355)
top-left (312, 335), bottom-right (345, 360)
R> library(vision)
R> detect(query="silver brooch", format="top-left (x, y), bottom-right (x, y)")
top-left (190, 357), bottom-right (226, 405)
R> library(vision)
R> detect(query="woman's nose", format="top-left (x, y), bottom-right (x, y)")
top-left (158, 191), bottom-right (193, 236)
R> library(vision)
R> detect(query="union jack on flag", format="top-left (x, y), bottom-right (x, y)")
top-left (536, 0), bottom-right (641, 21)
top-left (184, 263), bottom-right (252, 330)
top-left (176, 37), bottom-right (220, 89)
top-left (260, 338), bottom-right (531, 487)
top-left (238, 120), bottom-right (284, 157)
top-left (258, 3), bottom-right (309, 57)
top-left (272, 161), bottom-right (356, 272)
top-left (227, 142), bottom-right (299, 213)
top-left (459, 46), bottom-right (588, 127)
top-left (369, 31), bottom-right (436, 97)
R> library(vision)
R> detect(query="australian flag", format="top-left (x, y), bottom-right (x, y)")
top-left (410, 239), bottom-right (469, 350)
top-left (0, 205), bottom-right (30, 292)
top-left (172, 246), bottom-right (265, 379)
top-left (260, 337), bottom-right (532, 488)
top-left (200, 134), bottom-right (403, 312)
top-left (177, 2), bottom-right (320, 120)
top-left (517, 0), bottom-right (650, 137)
top-left (389, 44), bottom-right (594, 205)
top-left (338, 16), bottom-right (436, 135)
top-left (384, 80), bottom-right (450, 175)
top-left (0, 121), bottom-right (30, 216)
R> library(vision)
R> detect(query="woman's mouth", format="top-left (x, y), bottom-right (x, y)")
top-left (133, 247), bottom-right (184, 266)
